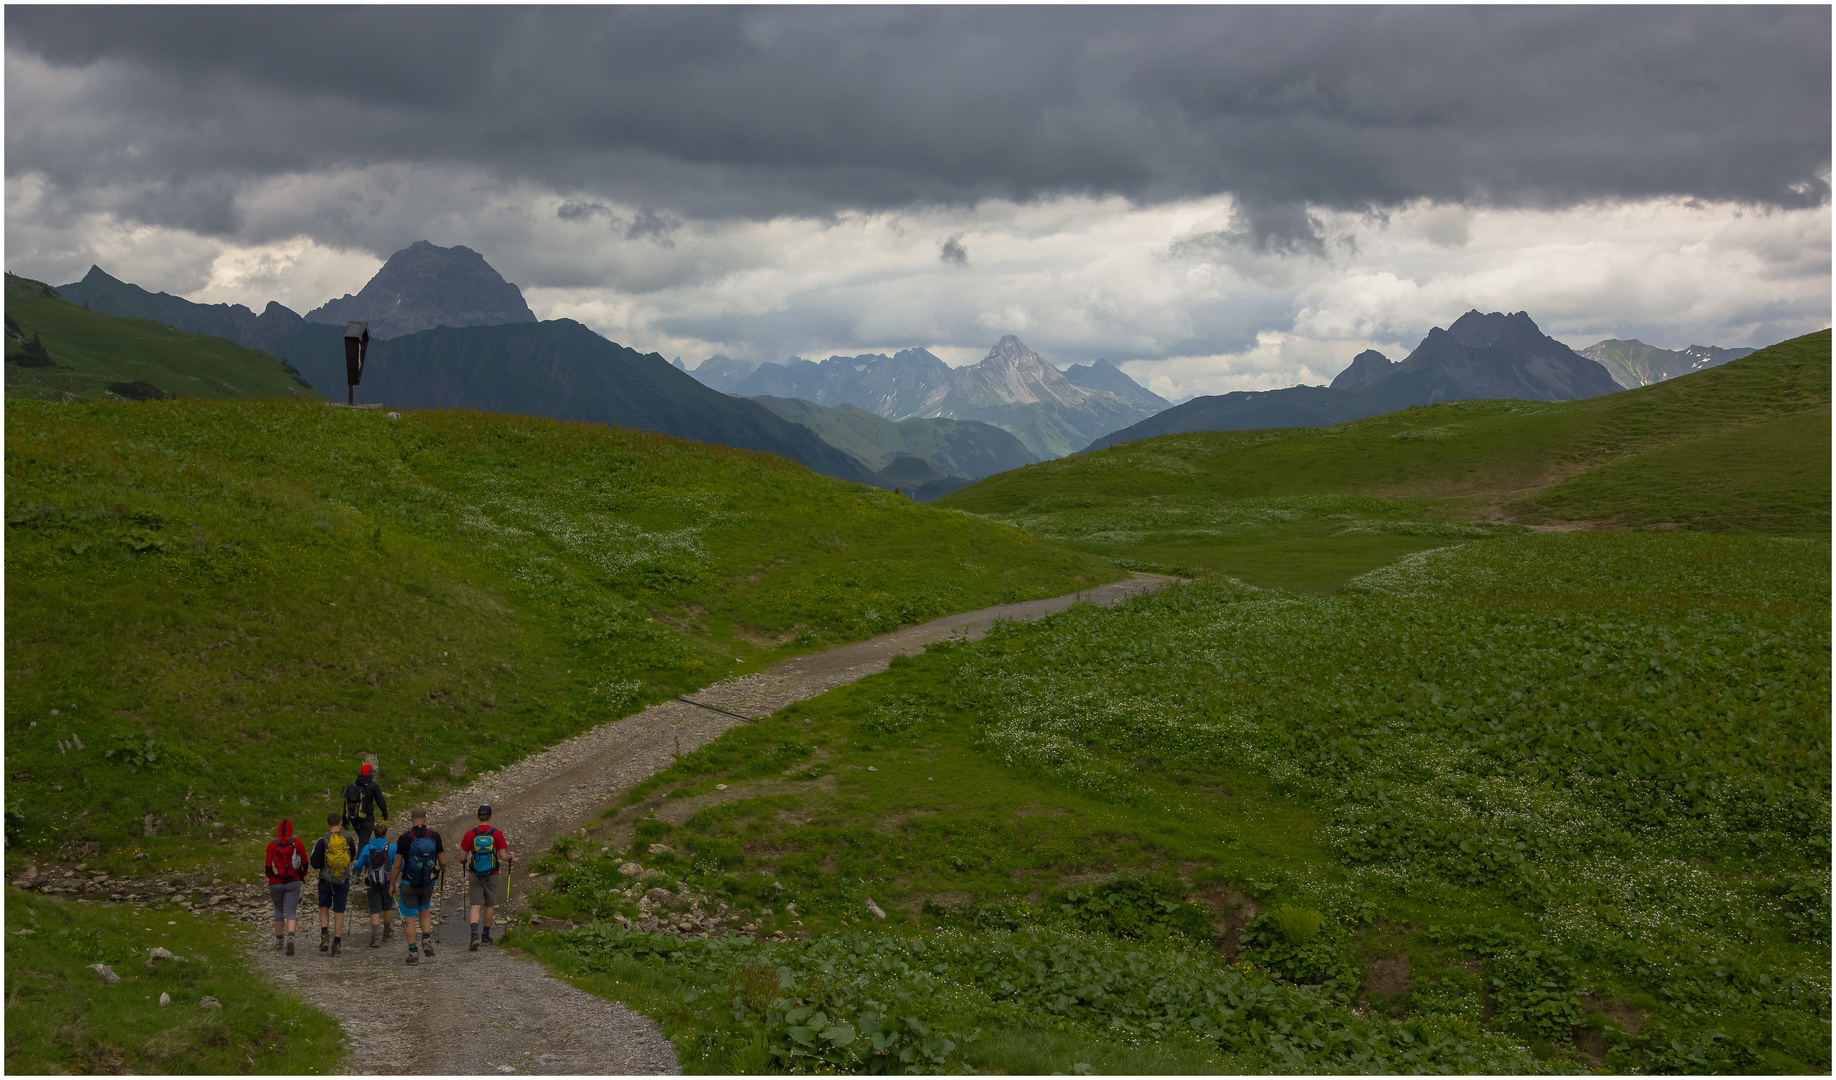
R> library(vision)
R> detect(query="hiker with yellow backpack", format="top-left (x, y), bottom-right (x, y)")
top-left (308, 811), bottom-right (359, 956)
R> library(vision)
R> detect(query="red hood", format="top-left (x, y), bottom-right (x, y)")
top-left (276, 819), bottom-right (294, 843)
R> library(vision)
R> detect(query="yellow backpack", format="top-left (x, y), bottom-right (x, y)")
top-left (319, 832), bottom-right (354, 883)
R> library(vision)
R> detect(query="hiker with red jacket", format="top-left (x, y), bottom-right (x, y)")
top-left (264, 818), bottom-right (308, 954)
top-left (460, 804), bottom-right (513, 951)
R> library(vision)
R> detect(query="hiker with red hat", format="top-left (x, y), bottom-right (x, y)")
top-left (264, 818), bottom-right (308, 954)
top-left (341, 761), bottom-right (389, 842)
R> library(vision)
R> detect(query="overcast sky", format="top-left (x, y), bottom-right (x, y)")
top-left (7, 6), bottom-right (1830, 397)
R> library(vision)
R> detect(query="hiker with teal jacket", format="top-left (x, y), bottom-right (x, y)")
top-left (359, 821), bottom-right (397, 948)
top-left (461, 804), bottom-right (513, 951)
top-left (389, 808), bottom-right (446, 966)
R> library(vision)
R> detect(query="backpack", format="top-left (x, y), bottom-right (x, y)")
top-left (402, 828), bottom-right (439, 888)
top-left (342, 781), bottom-right (364, 824)
top-left (469, 828), bottom-right (498, 877)
top-left (267, 840), bottom-right (304, 883)
top-left (361, 839), bottom-right (392, 889)
top-left (319, 832), bottom-right (354, 884)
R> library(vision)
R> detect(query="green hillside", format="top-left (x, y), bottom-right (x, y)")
top-left (3, 273), bottom-right (321, 403)
top-left (3, 399), bottom-right (1121, 873)
top-left (937, 331), bottom-right (1830, 590)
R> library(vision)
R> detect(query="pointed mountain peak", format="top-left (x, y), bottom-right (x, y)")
top-left (305, 241), bottom-right (536, 339)
top-left (1330, 349), bottom-right (1397, 391)
top-left (981, 335), bottom-right (1049, 370)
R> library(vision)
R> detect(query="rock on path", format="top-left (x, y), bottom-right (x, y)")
top-left (251, 572), bottom-right (1177, 1074)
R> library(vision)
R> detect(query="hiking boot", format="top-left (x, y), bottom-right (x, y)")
top-left (481, 928), bottom-right (493, 945)
top-left (319, 931), bottom-right (330, 953)
top-left (406, 950), bottom-right (419, 966)
top-left (469, 934), bottom-right (479, 952)
top-left (330, 938), bottom-right (342, 957)
top-left (285, 938), bottom-right (295, 956)
top-left (369, 932), bottom-right (381, 949)
top-left (421, 943), bottom-right (435, 958)
top-left (383, 923), bottom-right (394, 940)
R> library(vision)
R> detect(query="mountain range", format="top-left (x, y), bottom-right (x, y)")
top-left (1088, 310), bottom-right (1625, 451)
top-left (1579, 339), bottom-right (1756, 388)
top-left (305, 241), bottom-right (536, 338)
top-left (689, 337), bottom-right (1162, 459)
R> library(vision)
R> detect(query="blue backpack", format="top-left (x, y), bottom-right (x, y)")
top-left (401, 829), bottom-right (439, 887)
top-left (469, 830), bottom-right (498, 878)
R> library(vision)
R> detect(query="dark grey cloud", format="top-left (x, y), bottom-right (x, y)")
top-left (7, 5), bottom-right (1829, 256)
top-left (939, 235), bottom-right (968, 266)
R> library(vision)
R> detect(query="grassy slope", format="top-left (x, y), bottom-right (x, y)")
top-left (935, 331), bottom-right (1829, 590)
top-left (3, 274), bottom-right (321, 404)
top-left (519, 531), bottom-right (1829, 1074)
top-left (3, 399), bottom-right (1121, 881)
top-left (4, 887), bottom-right (344, 1074)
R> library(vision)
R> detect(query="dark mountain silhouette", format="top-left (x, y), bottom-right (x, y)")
top-left (1062, 358), bottom-right (1170, 410)
top-left (1354, 310), bottom-right (1621, 408)
top-left (52, 265), bottom-right (871, 483)
top-left (305, 241), bottom-right (536, 339)
top-left (1329, 349), bottom-right (1397, 391)
top-left (1085, 310), bottom-right (1624, 453)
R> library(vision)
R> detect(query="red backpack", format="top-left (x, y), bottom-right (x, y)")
top-left (266, 819), bottom-right (306, 883)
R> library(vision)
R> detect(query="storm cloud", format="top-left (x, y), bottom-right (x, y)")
top-left (5, 7), bottom-right (1829, 391)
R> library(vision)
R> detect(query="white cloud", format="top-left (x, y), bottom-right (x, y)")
top-left (6, 171), bottom-right (1826, 396)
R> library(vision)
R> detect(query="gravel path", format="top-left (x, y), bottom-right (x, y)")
top-left (246, 572), bottom-right (1177, 1074)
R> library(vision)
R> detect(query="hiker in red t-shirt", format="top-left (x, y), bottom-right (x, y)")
top-left (263, 818), bottom-right (309, 954)
top-left (460, 805), bottom-right (512, 950)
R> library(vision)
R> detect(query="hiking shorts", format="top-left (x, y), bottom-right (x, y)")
top-left (467, 872), bottom-right (504, 907)
top-left (366, 886), bottom-right (393, 915)
top-left (316, 880), bottom-right (350, 913)
top-left (268, 881), bottom-right (302, 923)
top-left (398, 881), bottom-right (434, 917)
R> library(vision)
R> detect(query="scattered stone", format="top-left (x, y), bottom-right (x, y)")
top-left (865, 898), bottom-right (887, 920)
top-left (867, 766), bottom-right (877, 772)
top-left (13, 929), bottom-right (35, 936)
top-left (88, 963), bottom-right (121, 983)
top-left (198, 996), bottom-right (222, 1010)
top-left (646, 843), bottom-right (672, 856)
top-left (146, 946), bottom-right (181, 967)
top-left (497, 1066), bottom-right (515, 1074)
top-left (159, 992), bottom-right (171, 1006)
top-left (617, 862), bottom-right (642, 877)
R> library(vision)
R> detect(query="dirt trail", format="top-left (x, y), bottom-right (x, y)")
top-left (251, 573), bottom-right (1177, 1075)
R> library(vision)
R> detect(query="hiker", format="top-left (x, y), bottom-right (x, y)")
top-left (308, 810), bottom-right (359, 956)
top-left (342, 762), bottom-right (389, 841)
top-left (264, 818), bottom-right (308, 954)
top-left (461, 804), bottom-right (513, 951)
top-left (389, 807), bottom-right (446, 966)
top-left (360, 821), bottom-right (397, 948)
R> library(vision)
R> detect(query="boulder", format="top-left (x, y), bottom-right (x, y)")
top-left (159, 992), bottom-right (171, 1006)
top-left (87, 963), bottom-right (121, 983)
top-left (198, 996), bottom-right (222, 1010)
top-left (865, 898), bottom-right (887, 920)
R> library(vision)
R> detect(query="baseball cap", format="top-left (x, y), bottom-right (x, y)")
top-left (410, 807), bottom-right (427, 820)
top-left (477, 804), bottom-right (492, 818)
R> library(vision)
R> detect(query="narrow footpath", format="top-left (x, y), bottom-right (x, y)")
top-left (251, 573), bottom-right (1178, 1075)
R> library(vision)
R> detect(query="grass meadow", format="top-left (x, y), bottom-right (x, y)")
top-left (520, 532), bottom-right (1829, 1073)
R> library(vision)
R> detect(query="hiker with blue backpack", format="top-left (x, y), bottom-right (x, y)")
top-left (460, 805), bottom-right (513, 951)
top-left (389, 807), bottom-right (446, 966)
top-left (359, 821), bottom-right (397, 949)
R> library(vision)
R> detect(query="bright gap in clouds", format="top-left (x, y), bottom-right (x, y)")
top-left (10, 170), bottom-right (1827, 400)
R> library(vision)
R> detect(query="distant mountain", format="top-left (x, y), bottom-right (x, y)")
top-left (690, 337), bottom-right (1160, 458)
top-left (1062, 358), bottom-right (1170, 410)
top-left (1085, 386), bottom-right (1389, 452)
top-left (1579, 339), bottom-right (1756, 388)
top-left (751, 396), bottom-right (1037, 485)
top-left (51, 265), bottom-right (872, 484)
top-left (1085, 310), bottom-right (1623, 453)
top-left (1353, 310), bottom-right (1621, 409)
top-left (305, 241), bottom-right (536, 339)
top-left (1329, 349), bottom-right (1397, 391)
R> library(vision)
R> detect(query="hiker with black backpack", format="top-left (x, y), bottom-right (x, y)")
top-left (359, 821), bottom-right (397, 948)
top-left (264, 818), bottom-right (308, 954)
top-left (389, 807), bottom-right (446, 966)
top-left (342, 762), bottom-right (389, 843)
top-left (308, 811), bottom-right (359, 957)
top-left (461, 804), bottom-right (513, 951)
